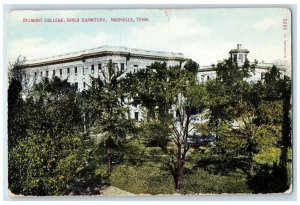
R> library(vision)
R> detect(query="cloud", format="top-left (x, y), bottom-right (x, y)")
top-left (8, 10), bottom-right (290, 68)
top-left (109, 15), bottom-right (211, 63)
top-left (8, 32), bottom-right (112, 63)
top-left (251, 16), bottom-right (282, 30)
top-left (8, 14), bottom-right (211, 65)
top-left (129, 15), bottom-right (209, 45)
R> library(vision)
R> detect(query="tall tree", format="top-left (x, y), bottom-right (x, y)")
top-left (207, 57), bottom-right (260, 177)
top-left (8, 76), bottom-right (87, 195)
top-left (8, 57), bottom-right (28, 148)
top-left (124, 61), bottom-right (206, 192)
top-left (86, 60), bottom-right (135, 175)
top-left (264, 66), bottom-right (292, 190)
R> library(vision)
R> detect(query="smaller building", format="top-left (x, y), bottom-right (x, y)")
top-left (197, 44), bottom-right (286, 84)
top-left (229, 43), bottom-right (250, 66)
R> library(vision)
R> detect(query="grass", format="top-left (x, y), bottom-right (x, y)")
top-left (109, 162), bottom-right (251, 195)
top-left (108, 148), bottom-right (292, 195)
top-left (110, 163), bottom-right (174, 195)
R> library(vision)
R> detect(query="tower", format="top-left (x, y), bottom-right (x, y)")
top-left (229, 44), bottom-right (249, 66)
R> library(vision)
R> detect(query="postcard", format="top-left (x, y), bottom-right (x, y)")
top-left (7, 8), bottom-right (292, 196)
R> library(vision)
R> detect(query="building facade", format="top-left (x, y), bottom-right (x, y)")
top-left (23, 45), bottom-right (186, 91)
top-left (21, 44), bottom-right (286, 121)
top-left (22, 46), bottom-right (186, 121)
top-left (197, 44), bottom-right (286, 84)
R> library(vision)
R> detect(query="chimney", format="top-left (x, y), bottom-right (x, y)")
top-left (237, 44), bottom-right (242, 49)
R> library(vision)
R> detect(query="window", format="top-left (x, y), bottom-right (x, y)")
top-left (74, 67), bottom-right (77, 76)
top-left (113, 63), bottom-right (119, 72)
top-left (91, 65), bottom-right (94, 74)
top-left (83, 67), bottom-right (85, 75)
top-left (135, 112), bottom-right (139, 121)
top-left (238, 54), bottom-right (243, 61)
top-left (67, 68), bottom-right (70, 76)
top-left (34, 72), bottom-right (37, 78)
top-left (53, 70), bottom-right (55, 77)
top-left (233, 54), bottom-right (237, 61)
top-left (40, 71), bottom-right (43, 77)
top-left (261, 72), bottom-right (266, 81)
top-left (207, 76), bottom-right (210, 80)
top-left (98, 64), bottom-right (102, 73)
top-left (121, 63), bottom-right (125, 71)
top-left (46, 70), bottom-right (49, 77)
top-left (201, 75), bottom-right (204, 83)
top-left (59, 69), bottom-right (62, 77)
top-left (133, 65), bottom-right (138, 73)
top-left (75, 82), bottom-right (78, 90)
top-left (83, 82), bottom-right (86, 89)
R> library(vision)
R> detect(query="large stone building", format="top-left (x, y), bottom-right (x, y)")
top-left (22, 44), bottom-right (286, 121)
top-left (23, 45), bottom-right (186, 90)
top-left (22, 46), bottom-right (186, 121)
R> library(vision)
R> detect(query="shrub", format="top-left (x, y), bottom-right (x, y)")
top-left (181, 168), bottom-right (251, 194)
top-left (8, 133), bottom-right (87, 196)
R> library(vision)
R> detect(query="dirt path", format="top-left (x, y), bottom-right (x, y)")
top-left (101, 186), bottom-right (135, 196)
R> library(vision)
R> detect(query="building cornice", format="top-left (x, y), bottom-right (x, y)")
top-left (24, 46), bottom-right (187, 68)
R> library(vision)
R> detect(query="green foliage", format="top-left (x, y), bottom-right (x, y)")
top-left (181, 169), bottom-right (251, 194)
top-left (8, 76), bottom-right (87, 196)
top-left (7, 55), bottom-right (292, 195)
top-left (184, 59), bottom-right (199, 78)
top-left (8, 133), bottom-right (87, 196)
top-left (110, 164), bottom-right (174, 195)
top-left (8, 78), bottom-right (27, 148)
top-left (26, 77), bottom-right (83, 137)
top-left (140, 120), bottom-right (171, 148)
top-left (110, 163), bottom-right (251, 195)
top-left (84, 59), bottom-right (136, 175)
top-left (116, 138), bottom-right (147, 165)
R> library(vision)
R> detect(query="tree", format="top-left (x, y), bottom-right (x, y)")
top-left (9, 133), bottom-right (87, 195)
top-left (207, 57), bottom-right (260, 177)
top-left (124, 61), bottom-right (206, 192)
top-left (263, 66), bottom-right (292, 190)
top-left (85, 60), bottom-right (135, 176)
top-left (27, 76), bottom-right (83, 137)
top-left (8, 76), bottom-right (87, 195)
top-left (8, 57), bottom-right (28, 148)
top-left (8, 78), bottom-right (27, 148)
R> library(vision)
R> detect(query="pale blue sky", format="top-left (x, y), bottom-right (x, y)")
top-left (8, 8), bottom-right (291, 67)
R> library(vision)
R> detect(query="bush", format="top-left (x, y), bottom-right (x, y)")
top-left (8, 133), bottom-right (87, 196)
top-left (181, 168), bottom-right (251, 194)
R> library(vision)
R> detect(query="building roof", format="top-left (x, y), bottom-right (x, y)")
top-left (198, 62), bottom-right (286, 73)
top-left (24, 46), bottom-right (186, 67)
top-left (229, 49), bottom-right (250, 54)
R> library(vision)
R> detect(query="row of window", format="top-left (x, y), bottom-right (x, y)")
top-left (200, 75), bottom-right (212, 82)
top-left (32, 63), bottom-right (127, 79)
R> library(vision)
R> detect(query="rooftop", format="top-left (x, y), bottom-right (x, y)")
top-left (229, 44), bottom-right (249, 54)
top-left (25, 45), bottom-right (185, 66)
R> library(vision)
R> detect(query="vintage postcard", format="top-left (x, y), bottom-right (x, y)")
top-left (7, 8), bottom-right (292, 196)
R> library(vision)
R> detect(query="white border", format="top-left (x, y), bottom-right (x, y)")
top-left (1, 1), bottom-right (299, 204)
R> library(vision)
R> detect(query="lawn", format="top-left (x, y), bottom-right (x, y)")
top-left (109, 162), bottom-right (251, 195)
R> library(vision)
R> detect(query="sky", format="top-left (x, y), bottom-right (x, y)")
top-left (8, 8), bottom-right (291, 67)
